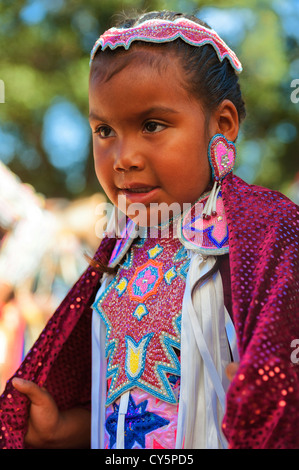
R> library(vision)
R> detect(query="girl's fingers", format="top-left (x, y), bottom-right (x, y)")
top-left (225, 362), bottom-right (239, 382)
top-left (12, 378), bottom-right (49, 406)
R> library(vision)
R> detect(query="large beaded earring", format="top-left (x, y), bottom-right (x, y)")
top-left (202, 133), bottom-right (236, 219)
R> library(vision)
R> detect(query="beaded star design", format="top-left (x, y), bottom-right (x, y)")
top-left (93, 234), bottom-right (188, 405)
top-left (105, 394), bottom-right (170, 449)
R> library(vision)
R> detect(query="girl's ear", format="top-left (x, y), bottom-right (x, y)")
top-left (212, 99), bottom-right (239, 142)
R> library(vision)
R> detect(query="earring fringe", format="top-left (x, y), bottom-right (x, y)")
top-left (203, 181), bottom-right (221, 219)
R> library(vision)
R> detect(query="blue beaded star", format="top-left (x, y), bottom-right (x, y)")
top-left (105, 394), bottom-right (169, 449)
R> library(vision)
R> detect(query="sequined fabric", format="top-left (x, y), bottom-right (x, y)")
top-left (0, 236), bottom-right (115, 449)
top-left (221, 174), bottom-right (299, 448)
top-left (0, 175), bottom-right (298, 449)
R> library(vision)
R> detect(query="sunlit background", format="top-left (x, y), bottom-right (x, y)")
top-left (0, 0), bottom-right (298, 391)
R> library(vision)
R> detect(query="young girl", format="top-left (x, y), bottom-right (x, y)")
top-left (1, 11), bottom-right (298, 450)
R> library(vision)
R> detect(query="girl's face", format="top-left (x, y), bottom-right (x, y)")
top-left (89, 51), bottom-right (213, 225)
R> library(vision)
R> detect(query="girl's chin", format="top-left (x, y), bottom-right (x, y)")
top-left (114, 192), bottom-right (184, 228)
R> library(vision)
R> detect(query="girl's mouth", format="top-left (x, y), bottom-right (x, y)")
top-left (123, 187), bottom-right (155, 193)
top-left (118, 185), bottom-right (160, 204)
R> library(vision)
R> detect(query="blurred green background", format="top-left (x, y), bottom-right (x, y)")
top-left (0, 0), bottom-right (299, 202)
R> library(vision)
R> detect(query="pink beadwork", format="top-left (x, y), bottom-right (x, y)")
top-left (180, 190), bottom-right (229, 254)
top-left (109, 218), bottom-right (136, 267)
top-left (93, 232), bottom-right (187, 405)
top-left (104, 388), bottom-right (179, 449)
top-left (127, 259), bottom-right (164, 302)
top-left (90, 18), bottom-right (242, 73)
top-left (208, 134), bottom-right (236, 182)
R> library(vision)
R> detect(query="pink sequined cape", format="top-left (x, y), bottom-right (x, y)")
top-left (0, 174), bottom-right (298, 449)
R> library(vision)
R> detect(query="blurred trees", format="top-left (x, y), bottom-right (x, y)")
top-left (0, 0), bottom-right (298, 201)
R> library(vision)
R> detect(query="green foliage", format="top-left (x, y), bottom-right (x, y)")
top-left (0, 0), bottom-right (298, 201)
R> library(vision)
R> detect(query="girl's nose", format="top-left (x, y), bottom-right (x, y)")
top-left (113, 140), bottom-right (145, 172)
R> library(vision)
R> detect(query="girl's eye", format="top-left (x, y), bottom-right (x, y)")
top-left (94, 125), bottom-right (116, 138)
top-left (144, 121), bottom-right (166, 134)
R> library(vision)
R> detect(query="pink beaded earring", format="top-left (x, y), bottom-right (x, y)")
top-left (202, 133), bottom-right (236, 219)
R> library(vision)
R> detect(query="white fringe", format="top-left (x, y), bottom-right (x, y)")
top-left (203, 181), bottom-right (221, 218)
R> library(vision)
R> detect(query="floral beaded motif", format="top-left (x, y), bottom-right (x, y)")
top-left (127, 259), bottom-right (164, 302)
top-left (93, 233), bottom-right (189, 405)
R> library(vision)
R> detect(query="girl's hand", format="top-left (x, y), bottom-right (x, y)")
top-left (12, 378), bottom-right (62, 448)
top-left (12, 378), bottom-right (91, 448)
top-left (225, 362), bottom-right (239, 382)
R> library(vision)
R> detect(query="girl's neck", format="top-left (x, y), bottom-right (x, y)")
top-left (140, 215), bottom-right (179, 240)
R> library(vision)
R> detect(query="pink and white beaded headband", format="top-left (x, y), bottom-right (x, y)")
top-left (90, 17), bottom-right (242, 73)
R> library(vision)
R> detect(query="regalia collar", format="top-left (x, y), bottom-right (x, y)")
top-left (107, 189), bottom-right (229, 268)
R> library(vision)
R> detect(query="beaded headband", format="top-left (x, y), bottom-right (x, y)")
top-left (90, 17), bottom-right (242, 73)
